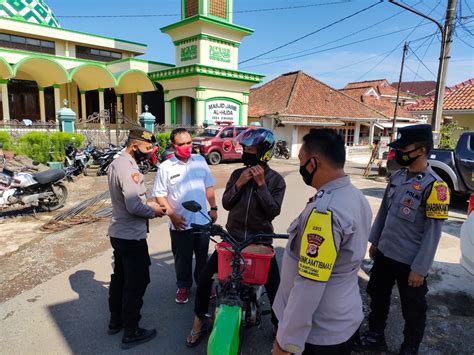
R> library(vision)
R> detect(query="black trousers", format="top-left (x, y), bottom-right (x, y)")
top-left (303, 331), bottom-right (358, 355)
top-left (367, 250), bottom-right (428, 346)
top-left (108, 237), bottom-right (151, 333)
top-left (170, 228), bottom-right (210, 289)
top-left (194, 249), bottom-right (281, 326)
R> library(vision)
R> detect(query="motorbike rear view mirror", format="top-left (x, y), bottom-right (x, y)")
top-left (32, 160), bottom-right (40, 166)
top-left (182, 200), bottom-right (202, 212)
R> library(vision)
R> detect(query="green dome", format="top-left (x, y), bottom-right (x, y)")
top-left (0, 0), bottom-right (60, 28)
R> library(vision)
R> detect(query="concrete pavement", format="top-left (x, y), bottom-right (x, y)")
top-left (0, 161), bottom-right (472, 354)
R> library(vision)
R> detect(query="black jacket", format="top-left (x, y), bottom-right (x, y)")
top-left (222, 165), bottom-right (286, 244)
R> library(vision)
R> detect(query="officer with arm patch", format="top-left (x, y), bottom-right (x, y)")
top-left (272, 129), bottom-right (372, 355)
top-left (107, 128), bottom-right (166, 350)
top-left (356, 124), bottom-right (450, 355)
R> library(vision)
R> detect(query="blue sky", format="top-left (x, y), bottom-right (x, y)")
top-left (48, 0), bottom-right (473, 89)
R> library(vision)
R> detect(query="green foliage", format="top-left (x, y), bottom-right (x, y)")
top-left (155, 132), bottom-right (171, 148)
top-left (439, 121), bottom-right (462, 149)
top-left (0, 131), bottom-right (85, 164)
top-left (0, 131), bottom-right (11, 150)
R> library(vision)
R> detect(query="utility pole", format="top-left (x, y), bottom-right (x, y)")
top-left (432, 0), bottom-right (457, 137)
top-left (389, 0), bottom-right (458, 146)
top-left (392, 42), bottom-right (409, 142)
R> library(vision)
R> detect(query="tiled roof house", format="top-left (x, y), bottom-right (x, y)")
top-left (248, 71), bottom-right (390, 156)
top-left (408, 78), bottom-right (474, 130)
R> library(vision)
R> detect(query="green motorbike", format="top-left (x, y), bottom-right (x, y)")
top-left (182, 201), bottom-right (288, 355)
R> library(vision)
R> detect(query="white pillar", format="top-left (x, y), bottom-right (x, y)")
top-left (38, 88), bottom-right (46, 122)
top-left (354, 122), bottom-right (361, 146)
top-left (195, 100), bottom-right (205, 126)
top-left (165, 101), bottom-right (172, 126)
top-left (1, 82), bottom-right (10, 122)
top-left (98, 89), bottom-right (105, 128)
top-left (241, 103), bottom-right (248, 126)
top-left (116, 95), bottom-right (122, 114)
top-left (80, 91), bottom-right (87, 125)
top-left (53, 85), bottom-right (61, 118)
top-left (369, 122), bottom-right (375, 145)
top-left (291, 125), bottom-right (299, 158)
top-left (136, 93), bottom-right (142, 119)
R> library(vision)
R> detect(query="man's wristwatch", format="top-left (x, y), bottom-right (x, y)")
top-left (210, 206), bottom-right (218, 211)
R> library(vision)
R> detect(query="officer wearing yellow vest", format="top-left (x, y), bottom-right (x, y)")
top-left (355, 124), bottom-right (450, 355)
top-left (272, 129), bottom-right (372, 355)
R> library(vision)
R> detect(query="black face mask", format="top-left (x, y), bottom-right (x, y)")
top-left (242, 152), bottom-right (260, 166)
top-left (133, 148), bottom-right (151, 162)
top-left (395, 148), bottom-right (422, 166)
top-left (299, 157), bottom-right (317, 186)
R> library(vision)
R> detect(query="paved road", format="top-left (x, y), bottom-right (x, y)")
top-left (0, 160), bottom-right (471, 354)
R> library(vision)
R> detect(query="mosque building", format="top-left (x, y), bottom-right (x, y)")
top-left (0, 0), bottom-right (264, 126)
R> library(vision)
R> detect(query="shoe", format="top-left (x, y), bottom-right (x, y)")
top-left (107, 320), bottom-right (122, 335)
top-left (352, 330), bottom-right (388, 352)
top-left (399, 342), bottom-right (419, 355)
top-left (185, 321), bottom-right (209, 348)
top-left (176, 288), bottom-right (189, 304)
top-left (120, 328), bottom-right (157, 350)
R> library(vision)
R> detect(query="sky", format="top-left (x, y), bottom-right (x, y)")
top-left (47, 0), bottom-right (474, 89)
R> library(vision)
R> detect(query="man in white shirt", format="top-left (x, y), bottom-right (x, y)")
top-left (152, 128), bottom-right (218, 304)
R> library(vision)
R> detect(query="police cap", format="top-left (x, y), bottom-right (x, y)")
top-left (128, 128), bottom-right (156, 143)
top-left (388, 124), bottom-right (433, 149)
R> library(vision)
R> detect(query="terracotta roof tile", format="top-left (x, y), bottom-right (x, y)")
top-left (408, 78), bottom-right (474, 111)
top-left (249, 71), bottom-right (388, 122)
top-left (340, 88), bottom-right (414, 119)
top-left (391, 81), bottom-right (437, 96)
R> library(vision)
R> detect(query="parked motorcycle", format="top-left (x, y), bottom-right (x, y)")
top-left (0, 155), bottom-right (68, 212)
top-left (182, 200), bottom-right (288, 355)
top-left (64, 143), bottom-right (89, 177)
top-left (274, 140), bottom-right (290, 159)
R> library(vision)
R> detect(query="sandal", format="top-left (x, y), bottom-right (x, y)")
top-left (185, 322), bottom-right (209, 348)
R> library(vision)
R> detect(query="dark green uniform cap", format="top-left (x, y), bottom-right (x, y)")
top-left (128, 128), bottom-right (156, 143)
top-left (388, 124), bottom-right (433, 149)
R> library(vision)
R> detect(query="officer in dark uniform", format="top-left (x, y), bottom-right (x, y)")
top-left (107, 128), bottom-right (166, 349)
top-left (356, 125), bottom-right (450, 355)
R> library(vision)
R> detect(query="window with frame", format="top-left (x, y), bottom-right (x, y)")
top-left (0, 33), bottom-right (55, 54)
top-left (76, 45), bottom-right (122, 62)
top-left (220, 128), bottom-right (234, 138)
top-left (209, 0), bottom-right (227, 19)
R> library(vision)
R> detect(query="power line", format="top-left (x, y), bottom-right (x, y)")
top-left (238, 1), bottom-right (382, 64)
top-left (241, 23), bottom-right (435, 69)
top-left (406, 33), bottom-right (437, 90)
top-left (354, 0), bottom-right (441, 81)
top-left (257, 7), bottom-right (408, 61)
top-left (456, 31), bottom-right (474, 47)
top-left (314, 32), bottom-right (436, 76)
top-left (56, 0), bottom-right (356, 18)
top-left (407, 46), bottom-right (437, 77)
top-left (404, 63), bottom-right (431, 82)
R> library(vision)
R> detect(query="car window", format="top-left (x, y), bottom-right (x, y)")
top-left (220, 128), bottom-right (234, 138)
top-left (469, 134), bottom-right (474, 152)
top-left (236, 127), bottom-right (247, 135)
top-left (198, 129), bottom-right (220, 137)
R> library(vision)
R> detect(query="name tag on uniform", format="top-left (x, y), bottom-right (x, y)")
top-left (298, 209), bottom-right (336, 282)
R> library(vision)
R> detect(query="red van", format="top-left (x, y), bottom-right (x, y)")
top-left (193, 125), bottom-right (248, 165)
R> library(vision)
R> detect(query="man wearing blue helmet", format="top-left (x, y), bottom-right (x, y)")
top-left (185, 127), bottom-right (286, 347)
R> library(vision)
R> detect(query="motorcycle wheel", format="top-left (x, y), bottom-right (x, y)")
top-left (284, 151), bottom-right (290, 159)
top-left (139, 161), bottom-right (151, 175)
top-left (82, 165), bottom-right (88, 176)
top-left (39, 182), bottom-right (68, 212)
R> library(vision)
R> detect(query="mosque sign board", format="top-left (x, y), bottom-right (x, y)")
top-left (205, 99), bottom-right (240, 125)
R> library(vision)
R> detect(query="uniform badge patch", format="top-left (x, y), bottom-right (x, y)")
top-left (131, 172), bottom-right (140, 184)
top-left (426, 181), bottom-right (450, 219)
top-left (316, 190), bottom-right (325, 198)
top-left (402, 206), bottom-right (411, 215)
top-left (306, 234), bottom-right (325, 257)
top-left (402, 198), bottom-right (414, 207)
top-left (412, 182), bottom-right (423, 191)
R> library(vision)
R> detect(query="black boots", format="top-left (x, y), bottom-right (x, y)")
top-left (120, 328), bottom-right (157, 350)
top-left (399, 342), bottom-right (419, 355)
top-left (353, 330), bottom-right (388, 352)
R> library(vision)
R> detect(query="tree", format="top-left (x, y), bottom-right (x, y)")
top-left (438, 120), bottom-right (461, 149)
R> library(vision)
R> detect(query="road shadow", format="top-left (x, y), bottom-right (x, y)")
top-left (357, 259), bottom-right (474, 355)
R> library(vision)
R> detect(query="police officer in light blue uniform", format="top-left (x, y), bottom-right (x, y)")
top-left (356, 125), bottom-right (450, 355)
